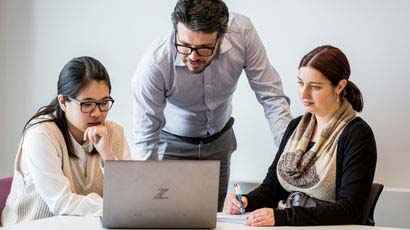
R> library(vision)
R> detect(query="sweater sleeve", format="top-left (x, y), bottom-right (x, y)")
top-left (244, 117), bottom-right (301, 211)
top-left (21, 127), bottom-right (103, 217)
top-left (274, 117), bottom-right (377, 226)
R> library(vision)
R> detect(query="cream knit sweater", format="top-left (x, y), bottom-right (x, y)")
top-left (1, 120), bottom-right (129, 226)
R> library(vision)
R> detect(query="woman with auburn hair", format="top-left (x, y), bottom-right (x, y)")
top-left (224, 45), bottom-right (377, 226)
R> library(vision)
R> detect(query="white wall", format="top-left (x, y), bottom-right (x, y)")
top-left (1, 0), bottom-right (410, 190)
top-left (227, 0), bottom-right (410, 188)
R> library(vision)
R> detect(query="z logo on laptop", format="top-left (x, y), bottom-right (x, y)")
top-left (154, 188), bottom-right (169, 199)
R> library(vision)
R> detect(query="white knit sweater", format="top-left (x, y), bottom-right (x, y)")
top-left (1, 120), bottom-right (130, 226)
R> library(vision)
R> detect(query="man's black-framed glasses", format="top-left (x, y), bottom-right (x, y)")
top-left (65, 96), bottom-right (115, 113)
top-left (174, 33), bottom-right (220, 57)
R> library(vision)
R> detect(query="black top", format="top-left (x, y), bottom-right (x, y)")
top-left (244, 116), bottom-right (377, 226)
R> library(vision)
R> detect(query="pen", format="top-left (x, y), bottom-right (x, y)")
top-left (234, 181), bottom-right (245, 214)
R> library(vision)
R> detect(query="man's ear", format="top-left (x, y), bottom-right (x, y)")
top-left (218, 35), bottom-right (225, 46)
top-left (57, 95), bottom-right (67, 112)
top-left (219, 34), bottom-right (225, 44)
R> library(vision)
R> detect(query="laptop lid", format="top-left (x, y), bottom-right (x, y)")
top-left (102, 160), bottom-right (220, 229)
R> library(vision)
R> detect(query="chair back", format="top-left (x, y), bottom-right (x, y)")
top-left (0, 177), bottom-right (13, 226)
top-left (362, 183), bottom-right (384, 226)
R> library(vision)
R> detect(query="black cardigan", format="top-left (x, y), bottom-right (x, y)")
top-left (244, 116), bottom-right (377, 226)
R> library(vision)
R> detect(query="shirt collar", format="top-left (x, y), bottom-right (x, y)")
top-left (174, 33), bottom-right (233, 67)
top-left (69, 131), bottom-right (93, 153)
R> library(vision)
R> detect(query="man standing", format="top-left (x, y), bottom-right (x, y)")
top-left (132, 0), bottom-right (292, 211)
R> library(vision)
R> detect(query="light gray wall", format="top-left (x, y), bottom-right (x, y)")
top-left (226, 0), bottom-right (410, 188)
top-left (375, 188), bottom-right (410, 229)
top-left (1, 0), bottom-right (410, 227)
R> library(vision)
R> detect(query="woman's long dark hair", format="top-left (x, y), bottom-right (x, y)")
top-left (299, 45), bottom-right (363, 112)
top-left (23, 56), bottom-right (111, 158)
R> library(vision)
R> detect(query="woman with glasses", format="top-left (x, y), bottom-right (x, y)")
top-left (223, 46), bottom-right (377, 226)
top-left (1, 56), bottom-right (130, 226)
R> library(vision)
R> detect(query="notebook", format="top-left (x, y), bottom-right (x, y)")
top-left (217, 212), bottom-right (251, 224)
top-left (102, 160), bottom-right (220, 229)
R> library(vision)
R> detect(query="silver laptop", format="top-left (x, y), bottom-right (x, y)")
top-left (102, 160), bottom-right (220, 229)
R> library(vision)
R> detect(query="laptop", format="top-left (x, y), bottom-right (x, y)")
top-left (102, 160), bottom-right (220, 229)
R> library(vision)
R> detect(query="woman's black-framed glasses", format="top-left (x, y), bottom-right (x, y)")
top-left (174, 33), bottom-right (220, 57)
top-left (65, 96), bottom-right (115, 113)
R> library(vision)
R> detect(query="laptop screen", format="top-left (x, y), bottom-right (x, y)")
top-left (102, 160), bottom-right (220, 229)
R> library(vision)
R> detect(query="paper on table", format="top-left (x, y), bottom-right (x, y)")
top-left (217, 212), bottom-right (251, 224)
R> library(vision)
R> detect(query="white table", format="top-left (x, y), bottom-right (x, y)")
top-left (1, 216), bottom-right (408, 230)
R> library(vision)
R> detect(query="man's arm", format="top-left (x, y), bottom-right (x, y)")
top-left (131, 62), bottom-right (167, 160)
top-left (242, 16), bottom-right (292, 147)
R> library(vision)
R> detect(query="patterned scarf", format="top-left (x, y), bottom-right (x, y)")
top-left (277, 99), bottom-right (356, 202)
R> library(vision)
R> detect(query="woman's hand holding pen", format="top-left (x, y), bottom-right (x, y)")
top-left (223, 192), bottom-right (275, 226)
top-left (223, 192), bottom-right (248, 214)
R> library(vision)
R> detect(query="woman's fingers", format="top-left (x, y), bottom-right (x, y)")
top-left (245, 208), bottom-right (275, 226)
top-left (83, 127), bottom-right (91, 142)
top-left (223, 193), bottom-right (241, 214)
top-left (84, 126), bottom-right (105, 145)
top-left (91, 128), bottom-right (99, 143)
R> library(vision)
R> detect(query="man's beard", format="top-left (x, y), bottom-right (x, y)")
top-left (186, 59), bottom-right (212, 74)
top-left (184, 46), bottom-right (220, 74)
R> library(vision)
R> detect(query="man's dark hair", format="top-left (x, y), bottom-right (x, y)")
top-left (171, 0), bottom-right (229, 36)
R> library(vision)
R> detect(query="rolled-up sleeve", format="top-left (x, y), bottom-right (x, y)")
top-left (242, 17), bottom-right (292, 147)
top-left (131, 60), bottom-right (167, 160)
